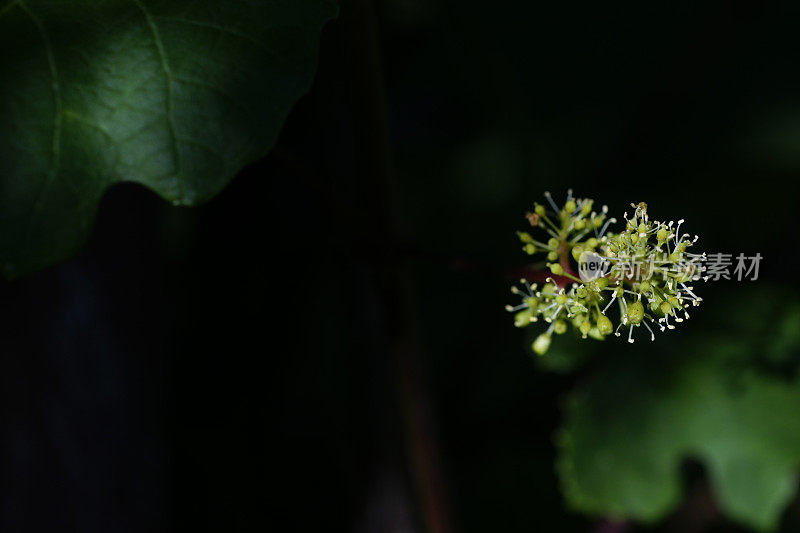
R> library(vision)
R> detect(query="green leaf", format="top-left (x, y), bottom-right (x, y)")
top-left (0, 0), bottom-right (336, 277)
top-left (557, 292), bottom-right (800, 531)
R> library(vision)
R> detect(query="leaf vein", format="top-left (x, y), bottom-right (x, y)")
top-left (152, 16), bottom-right (301, 75)
top-left (172, 75), bottom-right (250, 116)
top-left (17, 0), bottom-right (62, 234)
top-left (131, 0), bottom-right (183, 201)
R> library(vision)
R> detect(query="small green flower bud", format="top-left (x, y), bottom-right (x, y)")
top-left (639, 280), bottom-right (651, 292)
top-left (638, 223), bottom-right (647, 233)
top-left (523, 243), bottom-right (537, 255)
top-left (532, 333), bottom-right (551, 355)
top-left (587, 326), bottom-right (604, 340)
top-left (555, 293), bottom-right (567, 305)
top-left (547, 251), bottom-right (558, 261)
top-left (553, 320), bottom-right (567, 334)
top-left (627, 300), bottom-right (644, 325)
top-left (597, 314), bottom-right (613, 335)
top-left (534, 204), bottom-right (545, 215)
top-left (576, 286), bottom-right (588, 298)
top-left (549, 263), bottom-right (564, 275)
top-left (581, 200), bottom-right (593, 216)
top-left (547, 238), bottom-right (560, 249)
top-left (656, 227), bottom-right (669, 241)
top-left (669, 252), bottom-right (682, 262)
top-left (589, 277), bottom-right (608, 292)
top-left (579, 321), bottom-right (592, 336)
top-left (517, 231), bottom-right (534, 243)
top-left (565, 200), bottom-right (576, 213)
top-left (631, 234), bottom-right (639, 244)
top-left (571, 245), bottom-right (584, 261)
top-left (586, 237), bottom-right (598, 248)
top-left (660, 301), bottom-right (672, 315)
top-left (574, 219), bottom-right (586, 230)
top-left (514, 309), bottom-right (534, 327)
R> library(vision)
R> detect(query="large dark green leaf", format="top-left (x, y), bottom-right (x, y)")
top-left (0, 0), bottom-right (336, 277)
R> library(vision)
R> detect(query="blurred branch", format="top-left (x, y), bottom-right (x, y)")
top-left (338, 1), bottom-right (453, 532)
top-left (393, 241), bottom-right (574, 287)
top-left (663, 480), bottom-right (720, 533)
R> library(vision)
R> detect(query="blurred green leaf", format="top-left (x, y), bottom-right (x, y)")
top-left (557, 290), bottom-right (800, 531)
top-left (0, 0), bottom-right (335, 277)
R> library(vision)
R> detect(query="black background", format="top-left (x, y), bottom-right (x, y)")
top-left (1, 1), bottom-right (799, 532)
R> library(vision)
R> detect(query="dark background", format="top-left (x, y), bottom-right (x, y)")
top-left (1, 1), bottom-right (799, 532)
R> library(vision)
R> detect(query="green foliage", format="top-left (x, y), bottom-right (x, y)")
top-left (557, 291), bottom-right (800, 531)
top-left (0, 0), bottom-right (336, 277)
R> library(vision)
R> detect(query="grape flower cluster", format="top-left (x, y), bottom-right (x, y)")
top-left (506, 191), bottom-right (706, 355)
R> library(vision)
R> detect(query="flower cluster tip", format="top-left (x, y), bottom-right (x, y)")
top-left (507, 191), bottom-right (706, 355)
